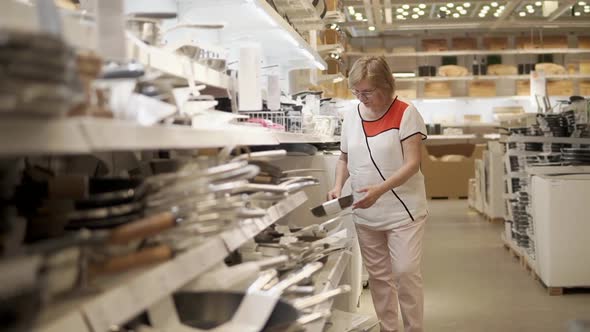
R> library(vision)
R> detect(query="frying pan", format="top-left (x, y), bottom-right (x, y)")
top-left (172, 284), bottom-right (350, 332)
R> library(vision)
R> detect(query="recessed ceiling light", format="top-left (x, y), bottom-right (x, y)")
top-left (448, 3), bottom-right (455, 8)
top-left (368, 26), bottom-right (376, 31)
top-left (412, 14), bottom-right (419, 18)
top-left (453, 12), bottom-right (460, 17)
top-left (574, 11), bottom-right (582, 16)
top-left (464, 2), bottom-right (471, 8)
top-left (483, 5), bottom-right (490, 10)
top-left (355, 12), bottom-right (362, 17)
top-left (535, 1), bottom-right (542, 6)
top-left (499, 5), bottom-right (505, 10)
top-left (585, 7), bottom-right (590, 12)
top-left (460, 10), bottom-right (467, 14)
top-left (403, 11), bottom-right (410, 16)
top-left (419, 4), bottom-right (427, 9)
top-left (413, 7), bottom-right (420, 12)
top-left (356, 16), bottom-right (363, 20)
top-left (419, 10), bottom-right (426, 15)
top-left (491, 2), bottom-right (498, 7)
top-left (479, 13), bottom-right (486, 17)
top-left (397, 8), bottom-right (404, 13)
top-left (402, 4), bottom-right (410, 9)
top-left (519, 11), bottom-right (526, 16)
top-left (528, 8), bottom-right (535, 13)
top-left (440, 6), bottom-right (448, 11)
top-left (363, 18), bottom-right (368, 21)
top-left (494, 12), bottom-right (500, 17)
top-left (578, 1), bottom-right (587, 5)
top-left (396, 14), bottom-right (405, 19)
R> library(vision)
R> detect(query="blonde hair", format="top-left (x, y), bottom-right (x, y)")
top-left (348, 56), bottom-right (395, 97)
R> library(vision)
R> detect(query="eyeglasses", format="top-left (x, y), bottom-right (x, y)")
top-left (351, 88), bottom-right (377, 98)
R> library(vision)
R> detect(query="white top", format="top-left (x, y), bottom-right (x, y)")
top-left (340, 97), bottom-right (428, 230)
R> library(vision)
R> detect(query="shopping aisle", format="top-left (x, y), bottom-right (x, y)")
top-left (359, 200), bottom-right (590, 332)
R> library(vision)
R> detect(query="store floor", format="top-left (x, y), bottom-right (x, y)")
top-left (357, 200), bottom-right (590, 332)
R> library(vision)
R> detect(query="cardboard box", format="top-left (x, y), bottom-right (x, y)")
top-left (422, 39), bottom-right (448, 51)
top-left (421, 144), bottom-right (485, 199)
top-left (483, 37), bottom-right (508, 50)
top-left (468, 81), bottom-right (496, 97)
top-left (452, 37), bottom-right (477, 50)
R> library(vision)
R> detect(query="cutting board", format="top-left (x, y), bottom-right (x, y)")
top-left (468, 81), bottom-right (496, 97)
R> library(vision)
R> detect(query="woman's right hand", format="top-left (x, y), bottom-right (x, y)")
top-left (327, 187), bottom-right (342, 200)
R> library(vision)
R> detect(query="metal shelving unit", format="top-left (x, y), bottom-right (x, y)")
top-left (34, 192), bottom-right (308, 332)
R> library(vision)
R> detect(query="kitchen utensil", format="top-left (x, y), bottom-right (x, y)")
top-left (310, 195), bottom-right (353, 217)
top-left (172, 262), bottom-right (325, 332)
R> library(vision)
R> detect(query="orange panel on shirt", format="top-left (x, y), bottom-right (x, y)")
top-left (362, 98), bottom-right (408, 137)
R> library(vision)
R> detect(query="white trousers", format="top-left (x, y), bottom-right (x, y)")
top-left (355, 215), bottom-right (426, 332)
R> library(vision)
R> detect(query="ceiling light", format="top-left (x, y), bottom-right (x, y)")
top-left (519, 11), bottom-right (526, 16)
top-left (419, 10), bottom-right (426, 15)
top-left (412, 14), bottom-right (419, 18)
top-left (483, 5), bottom-right (490, 9)
top-left (457, 6), bottom-right (464, 11)
top-left (348, 6), bottom-right (355, 14)
top-left (535, 1), bottom-right (542, 6)
top-left (440, 6), bottom-right (447, 11)
top-left (363, 18), bottom-right (368, 21)
top-left (585, 7), bottom-right (590, 12)
top-left (403, 11), bottom-right (410, 15)
top-left (494, 12), bottom-right (500, 16)
top-left (448, 3), bottom-right (455, 8)
top-left (528, 8), bottom-right (535, 13)
top-left (397, 8), bottom-right (404, 13)
top-left (491, 2), bottom-right (498, 7)
top-left (578, 1), bottom-right (587, 5)
top-left (368, 26), bottom-right (376, 31)
top-left (355, 12), bottom-right (362, 17)
top-left (419, 4), bottom-right (427, 9)
top-left (356, 16), bottom-right (363, 21)
top-left (479, 13), bottom-right (486, 17)
top-left (574, 11), bottom-right (581, 15)
top-left (413, 7), bottom-right (421, 12)
top-left (464, 2), bottom-right (471, 8)
top-left (453, 12), bottom-right (460, 17)
top-left (396, 14), bottom-right (405, 19)
top-left (402, 4), bottom-right (410, 9)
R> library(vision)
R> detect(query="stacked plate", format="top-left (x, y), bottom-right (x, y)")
top-left (0, 29), bottom-right (81, 115)
top-left (536, 114), bottom-right (570, 137)
top-left (561, 147), bottom-right (590, 165)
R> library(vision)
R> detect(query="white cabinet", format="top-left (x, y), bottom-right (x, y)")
top-left (531, 175), bottom-right (590, 288)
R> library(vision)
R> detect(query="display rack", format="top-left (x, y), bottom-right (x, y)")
top-left (395, 74), bottom-right (590, 83)
top-left (346, 48), bottom-right (590, 58)
top-left (34, 192), bottom-right (308, 332)
top-left (0, 117), bottom-right (280, 156)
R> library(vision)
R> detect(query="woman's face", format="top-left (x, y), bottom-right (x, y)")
top-left (352, 79), bottom-right (389, 109)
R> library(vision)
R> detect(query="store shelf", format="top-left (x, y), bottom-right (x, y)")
top-left (506, 136), bottom-right (590, 144)
top-left (127, 38), bottom-right (230, 89)
top-left (34, 191), bottom-right (308, 332)
top-left (525, 165), bottom-right (590, 176)
top-left (178, 0), bottom-right (326, 70)
top-left (396, 74), bottom-right (590, 83)
top-left (0, 116), bottom-right (279, 156)
top-left (318, 73), bottom-right (346, 83)
top-left (346, 48), bottom-right (590, 58)
top-left (305, 245), bottom-right (353, 332)
top-left (274, 132), bottom-right (340, 144)
top-left (318, 44), bottom-right (345, 54)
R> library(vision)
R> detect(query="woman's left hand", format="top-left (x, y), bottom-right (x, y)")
top-left (353, 185), bottom-right (386, 209)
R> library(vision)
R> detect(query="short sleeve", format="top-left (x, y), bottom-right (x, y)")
top-left (399, 104), bottom-right (427, 141)
top-left (339, 115), bottom-right (348, 154)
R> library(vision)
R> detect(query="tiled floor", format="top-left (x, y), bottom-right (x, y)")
top-left (357, 200), bottom-right (590, 332)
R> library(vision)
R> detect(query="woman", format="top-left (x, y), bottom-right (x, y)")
top-left (328, 56), bottom-right (428, 332)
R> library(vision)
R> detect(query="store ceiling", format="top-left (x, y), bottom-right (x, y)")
top-left (340, 0), bottom-right (590, 36)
